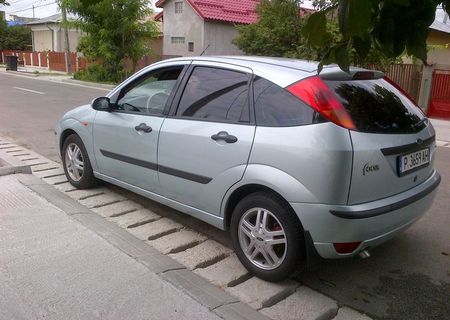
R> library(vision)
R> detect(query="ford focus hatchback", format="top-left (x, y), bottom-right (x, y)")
top-left (56, 57), bottom-right (440, 282)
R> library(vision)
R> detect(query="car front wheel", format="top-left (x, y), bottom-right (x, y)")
top-left (62, 134), bottom-right (97, 189)
top-left (230, 191), bottom-right (305, 282)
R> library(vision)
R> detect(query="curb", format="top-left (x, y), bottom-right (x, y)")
top-left (61, 78), bottom-right (116, 90)
top-left (16, 173), bottom-right (267, 320)
top-left (0, 148), bottom-right (32, 176)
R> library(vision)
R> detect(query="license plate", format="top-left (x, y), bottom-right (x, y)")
top-left (398, 148), bottom-right (430, 176)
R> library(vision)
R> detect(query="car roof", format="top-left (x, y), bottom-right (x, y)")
top-left (153, 56), bottom-right (370, 88)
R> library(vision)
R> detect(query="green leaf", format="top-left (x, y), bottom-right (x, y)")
top-left (353, 35), bottom-right (372, 59)
top-left (302, 12), bottom-right (328, 48)
top-left (406, 22), bottom-right (429, 62)
top-left (339, 0), bottom-right (373, 38)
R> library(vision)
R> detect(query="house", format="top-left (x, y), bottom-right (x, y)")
top-left (427, 8), bottom-right (450, 65)
top-left (155, 0), bottom-right (258, 57)
top-left (26, 13), bottom-right (81, 52)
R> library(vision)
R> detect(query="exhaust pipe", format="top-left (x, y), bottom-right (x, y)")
top-left (358, 250), bottom-right (371, 259)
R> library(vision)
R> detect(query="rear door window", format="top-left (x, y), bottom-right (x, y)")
top-left (325, 79), bottom-right (426, 133)
top-left (175, 66), bottom-right (250, 123)
top-left (253, 77), bottom-right (318, 127)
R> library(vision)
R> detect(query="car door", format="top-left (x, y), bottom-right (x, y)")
top-left (93, 64), bottom-right (188, 193)
top-left (158, 62), bottom-right (255, 215)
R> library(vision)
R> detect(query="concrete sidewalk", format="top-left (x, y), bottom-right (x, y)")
top-left (0, 145), bottom-right (269, 320)
top-left (430, 119), bottom-right (450, 143)
top-left (0, 173), bottom-right (228, 320)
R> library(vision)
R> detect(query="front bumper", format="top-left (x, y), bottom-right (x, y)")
top-left (291, 170), bottom-right (440, 259)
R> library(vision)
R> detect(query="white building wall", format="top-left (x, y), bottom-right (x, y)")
top-left (162, 0), bottom-right (204, 57)
top-left (203, 21), bottom-right (243, 56)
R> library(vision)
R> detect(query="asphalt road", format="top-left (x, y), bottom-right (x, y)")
top-left (1, 72), bottom-right (449, 319)
top-left (0, 72), bottom-right (110, 162)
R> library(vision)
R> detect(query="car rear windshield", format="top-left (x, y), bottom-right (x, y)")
top-left (325, 79), bottom-right (427, 134)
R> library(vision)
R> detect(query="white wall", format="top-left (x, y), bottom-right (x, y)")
top-left (162, 0), bottom-right (204, 57)
top-left (203, 21), bottom-right (243, 56)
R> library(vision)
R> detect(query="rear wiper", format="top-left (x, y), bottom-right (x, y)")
top-left (412, 118), bottom-right (429, 128)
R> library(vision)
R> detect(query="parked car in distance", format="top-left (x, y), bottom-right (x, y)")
top-left (56, 56), bottom-right (441, 282)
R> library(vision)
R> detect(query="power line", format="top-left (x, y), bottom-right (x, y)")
top-left (8, 1), bottom-right (57, 14)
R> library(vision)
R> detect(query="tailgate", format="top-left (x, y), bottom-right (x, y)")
top-left (349, 126), bottom-right (436, 204)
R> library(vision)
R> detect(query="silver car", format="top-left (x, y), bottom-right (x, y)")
top-left (56, 56), bottom-right (441, 282)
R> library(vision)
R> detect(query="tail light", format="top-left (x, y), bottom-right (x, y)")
top-left (287, 76), bottom-right (356, 130)
top-left (333, 242), bottom-right (362, 254)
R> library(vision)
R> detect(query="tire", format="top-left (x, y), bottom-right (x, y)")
top-left (62, 134), bottom-right (98, 189)
top-left (230, 191), bottom-right (305, 282)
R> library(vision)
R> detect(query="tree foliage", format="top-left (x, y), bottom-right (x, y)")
top-left (233, 0), bottom-right (400, 67)
top-left (0, 19), bottom-right (32, 50)
top-left (65, 0), bottom-right (159, 82)
top-left (303, 0), bottom-right (450, 72)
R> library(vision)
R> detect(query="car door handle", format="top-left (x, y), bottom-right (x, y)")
top-left (211, 131), bottom-right (238, 143)
top-left (134, 123), bottom-right (152, 133)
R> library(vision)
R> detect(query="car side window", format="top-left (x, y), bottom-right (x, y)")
top-left (253, 76), bottom-right (317, 127)
top-left (175, 66), bottom-right (250, 123)
top-left (116, 67), bottom-right (183, 115)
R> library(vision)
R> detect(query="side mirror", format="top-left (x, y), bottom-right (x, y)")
top-left (91, 97), bottom-right (112, 111)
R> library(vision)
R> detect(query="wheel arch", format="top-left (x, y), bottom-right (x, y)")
top-left (223, 183), bottom-right (305, 232)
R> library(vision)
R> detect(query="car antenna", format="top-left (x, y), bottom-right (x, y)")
top-left (200, 45), bottom-right (210, 56)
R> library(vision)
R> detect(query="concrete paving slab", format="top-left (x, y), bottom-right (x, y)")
top-left (66, 188), bottom-right (106, 200)
top-left (14, 154), bottom-right (40, 161)
top-left (194, 254), bottom-right (250, 288)
top-left (92, 199), bottom-right (142, 217)
top-left (148, 229), bottom-right (207, 254)
top-left (261, 286), bottom-right (338, 320)
top-left (162, 269), bottom-right (239, 310)
top-left (108, 208), bottom-right (161, 228)
top-left (31, 163), bottom-right (61, 172)
top-left (332, 307), bottom-right (373, 320)
top-left (227, 277), bottom-right (298, 310)
top-left (33, 167), bottom-right (65, 178)
top-left (43, 174), bottom-right (68, 185)
top-left (79, 192), bottom-right (125, 209)
top-left (54, 182), bottom-right (77, 192)
top-left (21, 158), bottom-right (49, 166)
top-left (128, 217), bottom-right (183, 240)
top-left (169, 239), bottom-right (232, 270)
top-left (215, 302), bottom-right (272, 320)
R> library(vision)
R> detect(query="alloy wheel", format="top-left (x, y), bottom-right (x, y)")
top-left (65, 143), bottom-right (84, 182)
top-left (238, 207), bottom-right (287, 270)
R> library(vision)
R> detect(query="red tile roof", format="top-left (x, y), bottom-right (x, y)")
top-left (155, 0), bottom-right (259, 24)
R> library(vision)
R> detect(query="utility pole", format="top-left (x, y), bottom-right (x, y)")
top-left (32, 5), bottom-right (35, 19)
top-left (61, 2), bottom-right (72, 75)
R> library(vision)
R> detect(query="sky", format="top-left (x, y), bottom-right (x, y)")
top-left (0, 1), bottom-right (317, 20)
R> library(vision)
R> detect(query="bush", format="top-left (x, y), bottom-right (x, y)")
top-left (73, 64), bottom-right (120, 84)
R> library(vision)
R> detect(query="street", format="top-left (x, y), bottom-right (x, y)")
top-left (1, 71), bottom-right (449, 319)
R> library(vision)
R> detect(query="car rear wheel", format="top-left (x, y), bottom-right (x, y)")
top-left (230, 191), bottom-right (305, 282)
top-left (62, 134), bottom-right (97, 189)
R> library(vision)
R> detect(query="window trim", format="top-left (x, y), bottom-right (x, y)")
top-left (174, 1), bottom-right (183, 14)
top-left (110, 65), bottom-right (189, 117)
top-left (167, 65), bottom-right (255, 125)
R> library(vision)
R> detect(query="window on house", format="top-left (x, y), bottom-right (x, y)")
top-left (188, 42), bottom-right (194, 52)
top-left (171, 37), bottom-right (185, 44)
top-left (175, 1), bottom-right (183, 14)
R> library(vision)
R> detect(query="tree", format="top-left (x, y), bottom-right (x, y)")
top-left (0, 1), bottom-right (9, 5)
top-left (303, 0), bottom-right (450, 72)
top-left (0, 19), bottom-right (32, 50)
top-left (65, 0), bottom-right (159, 82)
top-left (233, 0), bottom-right (400, 67)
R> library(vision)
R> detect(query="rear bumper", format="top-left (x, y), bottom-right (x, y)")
top-left (291, 170), bottom-right (440, 259)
